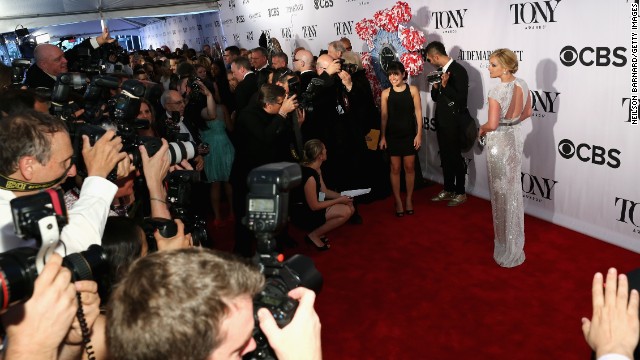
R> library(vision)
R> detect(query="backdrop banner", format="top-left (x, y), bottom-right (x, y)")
top-left (140, 0), bottom-right (639, 252)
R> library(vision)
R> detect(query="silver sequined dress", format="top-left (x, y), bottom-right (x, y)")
top-left (486, 78), bottom-right (529, 268)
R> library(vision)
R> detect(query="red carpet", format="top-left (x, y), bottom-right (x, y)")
top-left (209, 186), bottom-right (640, 359)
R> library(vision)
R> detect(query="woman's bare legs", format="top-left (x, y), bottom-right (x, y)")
top-left (307, 203), bottom-right (355, 246)
top-left (403, 155), bottom-right (416, 211)
top-left (389, 156), bottom-right (403, 213)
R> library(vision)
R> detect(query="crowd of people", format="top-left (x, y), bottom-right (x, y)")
top-left (0, 26), bottom-right (637, 359)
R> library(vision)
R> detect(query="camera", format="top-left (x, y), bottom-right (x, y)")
top-left (141, 217), bottom-right (178, 252)
top-left (166, 170), bottom-right (208, 247)
top-left (427, 70), bottom-right (444, 84)
top-left (338, 58), bottom-right (358, 74)
top-left (11, 58), bottom-right (31, 87)
top-left (244, 162), bottom-right (323, 360)
top-left (3, 190), bottom-right (107, 310)
top-left (74, 124), bottom-right (196, 177)
top-left (245, 162), bottom-right (301, 233)
top-left (287, 77), bottom-right (324, 113)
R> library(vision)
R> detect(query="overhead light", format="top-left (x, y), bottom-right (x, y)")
top-left (35, 33), bottom-right (50, 44)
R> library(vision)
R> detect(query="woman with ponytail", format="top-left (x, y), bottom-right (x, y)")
top-left (290, 139), bottom-right (354, 251)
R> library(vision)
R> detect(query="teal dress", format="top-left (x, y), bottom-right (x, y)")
top-left (201, 107), bottom-right (235, 182)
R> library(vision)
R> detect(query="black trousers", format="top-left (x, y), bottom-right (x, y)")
top-left (436, 122), bottom-right (466, 195)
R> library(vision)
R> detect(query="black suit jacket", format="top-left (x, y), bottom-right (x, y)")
top-left (299, 70), bottom-right (316, 93)
top-left (229, 103), bottom-right (287, 185)
top-left (234, 72), bottom-right (258, 112)
top-left (430, 60), bottom-right (469, 128)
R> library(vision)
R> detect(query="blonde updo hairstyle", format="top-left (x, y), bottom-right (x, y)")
top-left (490, 48), bottom-right (519, 74)
top-left (301, 139), bottom-right (325, 166)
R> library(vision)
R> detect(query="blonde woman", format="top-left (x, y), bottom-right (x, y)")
top-left (478, 48), bottom-right (532, 268)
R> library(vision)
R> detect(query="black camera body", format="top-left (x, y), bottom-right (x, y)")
top-left (244, 162), bottom-right (323, 360)
top-left (141, 217), bottom-right (178, 253)
top-left (245, 163), bottom-right (301, 233)
top-left (166, 170), bottom-right (207, 247)
top-left (3, 191), bottom-right (107, 310)
top-left (426, 70), bottom-right (444, 84)
top-left (288, 77), bottom-right (325, 114)
top-left (338, 58), bottom-right (358, 74)
top-left (11, 58), bottom-right (31, 86)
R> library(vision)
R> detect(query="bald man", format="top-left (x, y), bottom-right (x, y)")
top-left (293, 49), bottom-right (315, 91)
top-left (24, 27), bottom-right (115, 89)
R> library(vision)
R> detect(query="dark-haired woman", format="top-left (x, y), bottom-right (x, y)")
top-left (379, 61), bottom-right (423, 217)
top-left (291, 139), bottom-right (354, 251)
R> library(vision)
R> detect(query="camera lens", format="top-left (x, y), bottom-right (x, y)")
top-left (168, 141), bottom-right (196, 165)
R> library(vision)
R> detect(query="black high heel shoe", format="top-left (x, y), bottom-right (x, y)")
top-left (305, 235), bottom-right (330, 251)
top-left (320, 236), bottom-right (329, 244)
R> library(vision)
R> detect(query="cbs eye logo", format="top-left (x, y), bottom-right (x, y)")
top-left (557, 139), bottom-right (621, 169)
top-left (559, 46), bottom-right (627, 67)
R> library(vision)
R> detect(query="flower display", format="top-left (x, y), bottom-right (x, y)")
top-left (355, 1), bottom-right (427, 81)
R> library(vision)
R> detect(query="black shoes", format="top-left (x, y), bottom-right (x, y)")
top-left (305, 235), bottom-right (330, 251)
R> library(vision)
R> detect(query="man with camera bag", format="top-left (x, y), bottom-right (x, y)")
top-left (0, 110), bottom-right (128, 254)
top-left (427, 41), bottom-right (470, 207)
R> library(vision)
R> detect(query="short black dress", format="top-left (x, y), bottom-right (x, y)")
top-left (386, 85), bottom-right (417, 156)
top-left (290, 166), bottom-right (326, 231)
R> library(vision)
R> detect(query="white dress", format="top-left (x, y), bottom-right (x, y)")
top-left (486, 78), bottom-right (529, 268)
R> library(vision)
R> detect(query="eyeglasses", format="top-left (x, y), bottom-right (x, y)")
top-left (167, 100), bottom-right (186, 105)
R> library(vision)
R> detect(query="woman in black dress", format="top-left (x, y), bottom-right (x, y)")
top-left (291, 139), bottom-right (355, 250)
top-left (379, 61), bottom-right (423, 217)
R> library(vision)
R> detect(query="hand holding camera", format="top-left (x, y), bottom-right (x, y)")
top-left (280, 95), bottom-right (299, 117)
top-left (258, 287), bottom-right (322, 360)
top-left (153, 218), bottom-right (193, 251)
top-left (82, 129), bottom-right (128, 178)
top-left (2, 253), bottom-right (78, 359)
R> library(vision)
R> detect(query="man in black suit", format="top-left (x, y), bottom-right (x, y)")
top-left (250, 47), bottom-right (272, 88)
top-left (229, 83), bottom-right (299, 257)
top-left (230, 57), bottom-right (258, 114)
top-left (293, 49), bottom-right (316, 92)
top-left (427, 41), bottom-right (469, 207)
top-left (157, 89), bottom-right (205, 171)
top-left (24, 27), bottom-right (116, 89)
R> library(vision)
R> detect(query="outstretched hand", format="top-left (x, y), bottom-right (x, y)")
top-left (582, 268), bottom-right (640, 359)
top-left (97, 27), bottom-right (116, 45)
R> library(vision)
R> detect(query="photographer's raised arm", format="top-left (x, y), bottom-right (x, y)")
top-left (58, 130), bottom-right (126, 254)
top-left (139, 139), bottom-right (171, 219)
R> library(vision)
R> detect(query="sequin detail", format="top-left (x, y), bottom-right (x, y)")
top-left (486, 78), bottom-right (529, 268)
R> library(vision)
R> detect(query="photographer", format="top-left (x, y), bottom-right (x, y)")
top-left (303, 54), bottom-right (365, 222)
top-left (107, 248), bottom-right (322, 360)
top-left (1, 253), bottom-right (101, 360)
top-left (230, 83), bottom-right (298, 257)
top-left (24, 27), bottom-right (117, 89)
top-left (0, 110), bottom-right (128, 254)
top-left (157, 89), bottom-right (207, 171)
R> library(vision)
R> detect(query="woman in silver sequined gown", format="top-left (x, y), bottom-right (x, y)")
top-left (479, 49), bottom-right (533, 268)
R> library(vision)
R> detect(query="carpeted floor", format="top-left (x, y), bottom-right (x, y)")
top-left (209, 185), bottom-right (640, 360)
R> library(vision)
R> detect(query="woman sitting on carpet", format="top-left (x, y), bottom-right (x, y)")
top-left (291, 139), bottom-right (354, 251)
